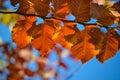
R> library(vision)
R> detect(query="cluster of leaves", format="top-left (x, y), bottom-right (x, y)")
top-left (0, 43), bottom-right (79, 80)
top-left (0, 0), bottom-right (120, 80)
top-left (0, 0), bottom-right (120, 65)
top-left (8, 0), bottom-right (120, 63)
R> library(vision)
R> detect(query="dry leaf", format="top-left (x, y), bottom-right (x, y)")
top-left (30, 0), bottom-right (51, 16)
top-left (90, 3), bottom-right (117, 26)
top-left (67, 0), bottom-right (92, 22)
top-left (52, 22), bottom-right (76, 49)
top-left (11, 0), bottom-right (31, 13)
top-left (66, 25), bottom-right (103, 63)
top-left (97, 29), bottom-right (119, 63)
top-left (28, 23), bottom-right (55, 56)
top-left (12, 16), bottom-right (36, 48)
top-left (52, 0), bottom-right (69, 19)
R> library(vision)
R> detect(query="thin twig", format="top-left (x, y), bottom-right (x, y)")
top-left (1, 11), bottom-right (120, 32)
top-left (65, 62), bottom-right (83, 80)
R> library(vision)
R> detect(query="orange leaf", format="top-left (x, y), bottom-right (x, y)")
top-left (28, 23), bottom-right (55, 56)
top-left (52, 22), bottom-right (76, 49)
top-left (65, 25), bottom-right (104, 63)
top-left (12, 16), bottom-right (36, 48)
top-left (97, 29), bottom-right (119, 63)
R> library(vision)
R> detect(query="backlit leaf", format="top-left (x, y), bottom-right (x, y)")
top-left (28, 23), bottom-right (55, 56)
top-left (66, 25), bottom-right (104, 63)
top-left (53, 22), bottom-right (76, 49)
top-left (97, 29), bottom-right (119, 63)
top-left (12, 16), bottom-right (36, 48)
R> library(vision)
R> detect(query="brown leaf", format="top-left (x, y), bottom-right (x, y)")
top-left (10, 0), bottom-right (51, 16)
top-left (52, 0), bottom-right (69, 19)
top-left (7, 63), bottom-right (24, 80)
top-left (25, 68), bottom-right (35, 76)
top-left (112, 1), bottom-right (120, 13)
top-left (67, 0), bottom-right (92, 22)
top-left (30, 0), bottom-right (51, 16)
top-left (28, 23), bottom-right (55, 56)
top-left (60, 61), bottom-right (68, 69)
top-left (88, 27), bottom-right (105, 50)
top-left (65, 25), bottom-right (103, 63)
top-left (97, 29), bottom-right (119, 63)
top-left (10, 0), bottom-right (31, 13)
top-left (0, 0), bottom-right (5, 8)
top-left (90, 3), bottom-right (117, 26)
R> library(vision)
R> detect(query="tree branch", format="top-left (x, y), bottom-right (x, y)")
top-left (0, 11), bottom-right (103, 26)
top-left (65, 62), bottom-right (82, 80)
top-left (1, 11), bottom-right (120, 29)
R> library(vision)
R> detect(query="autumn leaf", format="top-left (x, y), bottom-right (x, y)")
top-left (45, 19), bottom-right (63, 27)
top-left (10, 0), bottom-right (51, 16)
top-left (88, 27), bottom-right (105, 50)
top-left (92, 0), bottom-right (109, 6)
top-left (110, 1), bottom-right (120, 17)
top-left (52, 0), bottom-right (69, 19)
top-left (0, 0), bottom-right (5, 8)
top-left (30, 0), bottom-right (51, 16)
top-left (90, 3), bottom-right (117, 26)
top-left (12, 16), bottom-right (36, 48)
top-left (112, 1), bottom-right (120, 13)
top-left (65, 25), bottom-right (104, 63)
top-left (97, 29), bottom-right (119, 63)
top-left (27, 23), bottom-right (55, 56)
top-left (52, 22), bottom-right (76, 49)
top-left (10, 0), bottom-right (31, 13)
top-left (67, 0), bottom-right (92, 22)
top-left (0, 10), bottom-right (19, 26)
top-left (9, 0), bottom-right (120, 64)
top-left (7, 63), bottom-right (24, 80)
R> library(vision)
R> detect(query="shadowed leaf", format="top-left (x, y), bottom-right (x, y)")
top-left (31, 0), bottom-right (51, 16)
top-left (52, 0), bottom-right (69, 19)
top-left (90, 3), bottom-right (117, 26)
top-left (67, 0), bottom-right (92, 22)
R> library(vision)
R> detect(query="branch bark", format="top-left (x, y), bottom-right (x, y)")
top-left (0, 11), bottom-right (103, 26)
top-left (1, 11), bottom-right (120, 30)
